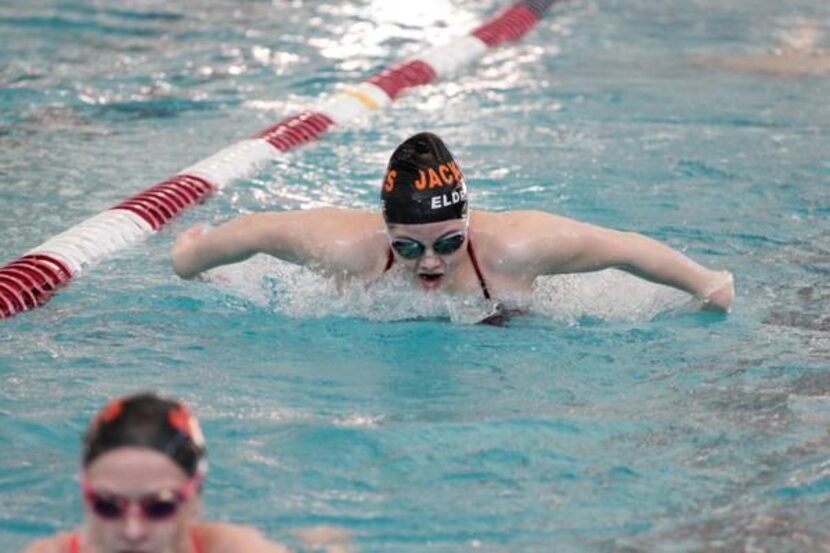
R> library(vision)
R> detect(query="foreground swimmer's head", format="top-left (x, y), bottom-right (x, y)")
top-left (81, 392), bottom-right (207, 553)
top-left (381, 132), bottom-right (469, 290)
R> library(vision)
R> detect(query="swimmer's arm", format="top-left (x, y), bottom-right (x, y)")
top-left (532, 216), bottom-right (735, 311)
top-left (171, 214), bottom-right (277, 279)
top-left (20, 535), bottom-right (63, 553)
top-left (295, 525), bottom-right (355, 553)
top-left (200, 523), bottom-right (293, 553)
top-left (171, 208), bottom-right (368, 279)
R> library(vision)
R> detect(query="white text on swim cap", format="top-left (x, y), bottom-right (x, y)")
top-left (431, 188), bottom-right (466, 210)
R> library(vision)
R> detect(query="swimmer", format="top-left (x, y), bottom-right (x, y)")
top-left (696, 19), bottom-right (830, 76)
top-left (22, 393), bottom-right (292, 553)
top-left (172, 132), bottom-right (735, 316)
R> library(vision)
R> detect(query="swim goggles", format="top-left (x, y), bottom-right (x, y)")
top-left (390, 231), bottom-right (466, 259)
top-left (82, 474), bottom-right (201, 521)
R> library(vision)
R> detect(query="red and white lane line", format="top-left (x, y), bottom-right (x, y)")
top-left (0, 0), bottom-right (560, 318)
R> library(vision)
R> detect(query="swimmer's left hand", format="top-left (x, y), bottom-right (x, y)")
top-left (700, 270), bottom-right (735, 312)
top-left (172, 223), bottom-right (211, 279)
top-left (294, 525), bottom-right (353, 553)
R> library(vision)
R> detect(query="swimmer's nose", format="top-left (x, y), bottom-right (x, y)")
top-left (122, 508), bottom-right (149, 543)
top-left (418, 252), bottom-right (442, 272)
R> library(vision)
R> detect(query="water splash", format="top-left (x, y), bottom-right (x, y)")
top-left (204, 255), bottom-right (693, 324)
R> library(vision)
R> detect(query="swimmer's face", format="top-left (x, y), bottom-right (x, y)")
top-left (386, 218), bottom-right (468, 291)
top-left (83, 447), bottom-right (200, 553)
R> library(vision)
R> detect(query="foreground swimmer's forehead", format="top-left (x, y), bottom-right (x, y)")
top-left (86, 447), bottom-right (190, 495)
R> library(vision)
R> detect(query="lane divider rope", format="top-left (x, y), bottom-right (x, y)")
top-left (0, 0), bottom-right (561, 318)
top-left (340, 88), bottom-right (381, 111)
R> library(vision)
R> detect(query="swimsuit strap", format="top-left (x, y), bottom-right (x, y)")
top-left (190, 528), bottom-right (204, 553)
top-left (384, 248), bottom-right (395, 272)
top-left (466, 239), bottom-right (491, 300)
top-left (68, 532), bottom-right (80, 553)
top-left (66, 530), bottom-right (201, 553)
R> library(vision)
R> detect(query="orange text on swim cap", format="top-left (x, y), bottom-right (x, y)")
top-left (384, 162), bottom-right (463, 192)
top-left (383, 169), bottom-right (397, 192)
top-left (414, 161), bottom-right (464, 190)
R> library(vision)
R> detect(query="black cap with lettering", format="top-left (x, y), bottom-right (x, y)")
top-left (381, 132), bottom-right (468, 224)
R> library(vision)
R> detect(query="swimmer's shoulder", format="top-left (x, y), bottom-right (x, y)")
top-left (693, 20), bottom-right (830, 77)
top-left (299, 206), bottom-right (382, 226)
top-left (470, 210), bottom-right (586, 270)
top-left (297, 206), bottom-right (385, 237)
top-left (307, 207), bottom-right (388, 276)
top-left (471, 209), bottom-right (579, 243)
top-left (194, 522), bottom-right (292, 553)
top-left (695, 52), bottom-right (830, 76)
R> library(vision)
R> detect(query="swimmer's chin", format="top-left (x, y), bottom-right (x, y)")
top-left (418, 273), bottom-right (444, 291)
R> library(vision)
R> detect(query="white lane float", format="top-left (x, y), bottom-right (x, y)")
top-left (0, 0), bottom-right (561, 318)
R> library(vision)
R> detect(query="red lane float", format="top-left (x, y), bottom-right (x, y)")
top-left (257, 111), bottom-right (335, 151)
top-left (473, 4), bottom-right (541, 47)
top-left (368, 60), bottom-right (438, 100)
top-left (0, 255), bottom-right (72, 317)
top-left (0, 0), bottom-right (562, 318)
top-left (113, 175), bottom-right (216, 231)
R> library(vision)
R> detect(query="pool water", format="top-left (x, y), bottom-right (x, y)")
top-left (2, 0), bottom-right (830, 551)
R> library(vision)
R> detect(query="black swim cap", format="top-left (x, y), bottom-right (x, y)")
top-left (381, 132), bottom-right (468, 224)
top-left (83, 393), bottom-right (207, 477)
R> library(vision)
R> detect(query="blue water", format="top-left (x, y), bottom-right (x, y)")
top-left (2, 0), bottom-right (830, 551)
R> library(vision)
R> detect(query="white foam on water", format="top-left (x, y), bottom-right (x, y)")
top-left (789, 394), bottom-right (830, 426)
top-left (204, 255), bottom-right (499, 324)
top-left (203, 255), bottom-right (695, 324)
top-left (333, 414), bottom-right (385, 428)
top-left (531, 270), bottom-right (695, 323)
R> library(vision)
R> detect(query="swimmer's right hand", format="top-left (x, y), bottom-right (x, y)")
top-left (700, 270), bottom-right (735, 313)
top-left (171, 223), bottom-right (211, 279)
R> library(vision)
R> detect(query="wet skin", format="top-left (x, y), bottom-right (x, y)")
top-left (172, 207), bottom-right (735, 311)
top-left (386, 219), bottom-right (470, 292)
top-left (83, 448), bottom-right (198, 553)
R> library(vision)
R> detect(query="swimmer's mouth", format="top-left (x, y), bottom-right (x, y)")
top-left (418, 273), bottom-right (443, 290)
